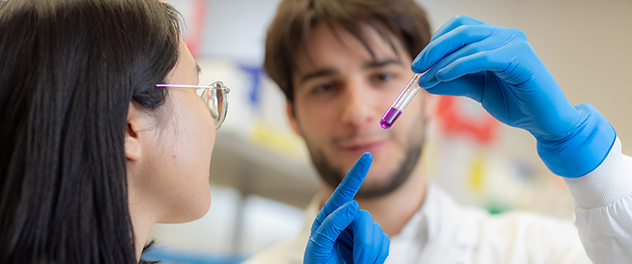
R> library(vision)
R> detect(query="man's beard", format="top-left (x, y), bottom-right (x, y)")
top-left (309, 140), bottom-right (423, 200)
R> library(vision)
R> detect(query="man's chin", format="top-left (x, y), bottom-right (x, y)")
top-left (354, 178), bottom-right (397, 199)
top-left (311, 141), bottom-right (422, 199)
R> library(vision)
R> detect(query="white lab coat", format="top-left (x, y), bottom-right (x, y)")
top-left (242, 138), bottom-right (632, 264)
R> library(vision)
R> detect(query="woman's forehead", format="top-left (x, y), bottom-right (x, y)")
top-left (165, 40), bottom-right (199, 85)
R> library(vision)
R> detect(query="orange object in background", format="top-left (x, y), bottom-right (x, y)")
top-left (183, 0), bottom-right (208, 58)
top-left (435, 96), bottom-right (499, 146)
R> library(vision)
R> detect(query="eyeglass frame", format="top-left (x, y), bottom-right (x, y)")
top-left (156, 81), bottom-right (230, 130)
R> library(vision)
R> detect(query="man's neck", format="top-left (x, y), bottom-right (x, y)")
top-left (319, 163), bottom-right (427, 237)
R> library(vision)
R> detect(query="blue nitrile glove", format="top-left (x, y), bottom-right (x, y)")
top-left (411, 15), bottom-right (615, 178)
top-left (304, 152), bottom-right (390, 264)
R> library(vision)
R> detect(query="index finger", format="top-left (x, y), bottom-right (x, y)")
top-left (310, 152), bottom-right (372, 235)
top-left (323, 152), bottom-right (373, 215)
top-left (412, 15), bottom-right (502, 74)
top-left (430, 15), bottom-right (486, 42)
top-left (411, 24), bottom-right (496, 74)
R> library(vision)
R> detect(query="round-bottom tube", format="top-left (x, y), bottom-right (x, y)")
top-left (380, 73), bottom-right (422, 129)
top-left (380, 107), bottom-right (402, 129)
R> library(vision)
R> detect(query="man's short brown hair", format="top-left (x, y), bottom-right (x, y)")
top-left (264, 0), bottom-right (432, 103)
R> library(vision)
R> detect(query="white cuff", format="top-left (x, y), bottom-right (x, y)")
top-left (563, 137), bottom-right (632, 209)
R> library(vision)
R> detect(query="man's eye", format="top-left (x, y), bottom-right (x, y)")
top-left (313, 82), bottom-right (334, 94)
top-left (373, 73), bottom-right (394, 82)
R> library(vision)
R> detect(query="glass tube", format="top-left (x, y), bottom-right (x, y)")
top-left (380, 73), bottom-right (423, 129)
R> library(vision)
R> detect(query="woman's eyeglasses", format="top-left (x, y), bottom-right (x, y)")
top-left (156, 81), bottom-right (230, 130)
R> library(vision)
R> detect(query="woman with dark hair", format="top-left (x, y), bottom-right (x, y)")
top-left (0, 0), bottom-right (389, 263)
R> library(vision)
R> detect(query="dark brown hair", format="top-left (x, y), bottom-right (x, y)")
top-left (264, 0), bottom-right (432, 103)
top-left (0, 0), bottom-right (181, 263)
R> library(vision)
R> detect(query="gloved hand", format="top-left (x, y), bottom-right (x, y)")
top-left (304, 152), bottom-right (390, 264)
top-left (411, 15), bottom-right (615, 177)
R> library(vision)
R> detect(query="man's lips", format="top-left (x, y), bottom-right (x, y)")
top-left (338, 138), bottom-right (388, 152)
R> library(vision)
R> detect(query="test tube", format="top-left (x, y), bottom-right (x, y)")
top-left (380, 73), bottom-right (423, 129)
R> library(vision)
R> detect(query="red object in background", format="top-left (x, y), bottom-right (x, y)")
top-left (183, 0), bottom-right (208, 58)
top-left (435, 96), bottom-right (499, 145)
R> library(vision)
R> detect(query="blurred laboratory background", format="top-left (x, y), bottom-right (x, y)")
top-left (145, 0), bottom-right (632, 263)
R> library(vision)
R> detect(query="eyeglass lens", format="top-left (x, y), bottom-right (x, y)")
top-left (197, 87), bottom-right (227, 129)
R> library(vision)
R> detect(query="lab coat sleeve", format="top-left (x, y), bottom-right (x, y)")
top-left (563, 137), bottom-right (632, 263)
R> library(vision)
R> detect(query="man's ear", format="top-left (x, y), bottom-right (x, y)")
top-left (285, 99), bottom-right (303, 137)
top-left (125, 102), bottom-right (143, 161)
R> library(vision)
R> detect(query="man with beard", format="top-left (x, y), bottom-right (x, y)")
top-left (244, 0), bottom-right (632, 263)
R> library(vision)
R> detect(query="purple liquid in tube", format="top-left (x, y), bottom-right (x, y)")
top-left (381, 73), bottom-right (422, 129)
top-left (380, 107), bottom-right (402, 129)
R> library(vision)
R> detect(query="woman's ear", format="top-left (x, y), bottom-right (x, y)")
top-left (125, 102), bottom-right (143, 161)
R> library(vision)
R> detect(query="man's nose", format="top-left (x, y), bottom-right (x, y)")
top-left (340, 80), bottom-right (377, 129)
